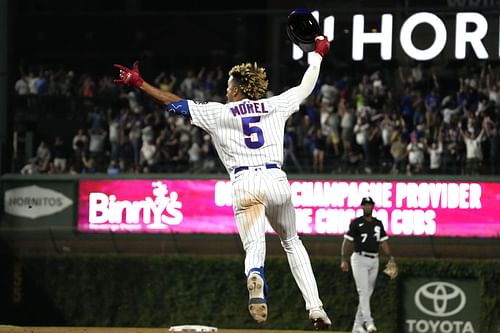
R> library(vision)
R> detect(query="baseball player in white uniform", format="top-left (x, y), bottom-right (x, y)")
top-left (340, 196), bottom-right (395, 333)
top-left (113, 35), bottom-right (331, 329)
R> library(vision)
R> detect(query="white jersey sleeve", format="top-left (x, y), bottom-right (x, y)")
top-left (188, 101), bottom-right (224, 134)
top-left (267, 52), bottom-right (322, 118)
top-left (267, 89), bottom-right (301, 118)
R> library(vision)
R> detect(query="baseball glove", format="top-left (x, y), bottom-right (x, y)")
top-left (383, 257), bottom-right (398, 279)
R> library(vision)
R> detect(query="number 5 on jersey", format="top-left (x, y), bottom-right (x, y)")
top-left (242, 116), bottom-right (264, 148)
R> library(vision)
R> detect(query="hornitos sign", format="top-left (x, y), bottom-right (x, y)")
top-left (293, 11), bottom-right (497, 61)
top-left (4, 185), bottom-right (73, 219)
top-left (403, 278), bottom-right (480, 333)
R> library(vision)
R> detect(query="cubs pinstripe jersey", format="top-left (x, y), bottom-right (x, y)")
top-left (188, 89), bottom-right (301, 173)
top-left (344, 217), bottom-right (388, 253)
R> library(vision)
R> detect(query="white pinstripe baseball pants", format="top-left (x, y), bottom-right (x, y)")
top-left (231, 166), bottom-right (323, 310)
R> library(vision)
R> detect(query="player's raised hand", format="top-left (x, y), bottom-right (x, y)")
top-left (314, 35), bottom-right (330, 58)
top-left (113, 60), bottom-right (144, 88)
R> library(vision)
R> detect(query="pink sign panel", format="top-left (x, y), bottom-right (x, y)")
top-left (78, 180), bottom-right (500, 237)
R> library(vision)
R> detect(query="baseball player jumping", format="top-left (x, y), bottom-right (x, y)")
top-left (340, 196), bottom-right (396, 333)
top-left (113, 36), bottom-right (332, 329)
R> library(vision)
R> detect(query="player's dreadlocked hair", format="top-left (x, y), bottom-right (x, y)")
top-left (229, 62), bottom-right (268, 100)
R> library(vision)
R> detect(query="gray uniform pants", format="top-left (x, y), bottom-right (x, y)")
top-left (351, 252), bottom-right (379, 327)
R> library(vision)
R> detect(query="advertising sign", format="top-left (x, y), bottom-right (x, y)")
top-left (293, 11), bottom-right (499, 61)
top-left (403, 278), bottom-right (480, 333)
top-left (78, 180), bottom-right (234, 234)
top-left (1, 181), bottom-right (76, 232)
top-left (78, 179), bottom-right (500, 237)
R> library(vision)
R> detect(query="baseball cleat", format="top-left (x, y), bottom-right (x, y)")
top-left (352, 324), bottom-right (368, 333)
top-left (309, 307), bottom-right (332, 330)
top-left (366, 323), bottom-right (377, 332)
top-left (247, 274), bottom-right (267, 324)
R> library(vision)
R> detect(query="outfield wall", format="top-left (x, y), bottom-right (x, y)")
top-left (0, 254), bottom-right (499, 333)
top-left (1, 174), bottom-right (500, 333)
top-left (1, 173), bottom-right (499, 258)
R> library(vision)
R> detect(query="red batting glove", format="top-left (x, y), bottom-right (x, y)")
top-left (113, 61), bottom-right (144, 88)
top-left (314, 35), bottom-right (330, 57)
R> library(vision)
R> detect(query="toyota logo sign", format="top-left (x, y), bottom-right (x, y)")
top-left (414, 281), bottom-right (466, 317)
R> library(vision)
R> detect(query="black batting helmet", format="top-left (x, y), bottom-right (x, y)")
top-left (287, 8), bottom-right (321, 53)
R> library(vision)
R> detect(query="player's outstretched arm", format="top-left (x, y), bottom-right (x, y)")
top-left (290, 36), bottom-right (330, 102)
top-left (113, 61), bottom-right (183, 105)
top-left (140, 81), bottom-right (183, 105)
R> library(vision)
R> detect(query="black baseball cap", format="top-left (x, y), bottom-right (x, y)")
top-left (361, 196), bottom-right (375, 206)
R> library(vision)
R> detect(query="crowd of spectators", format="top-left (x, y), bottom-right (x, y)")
top-left (13, 60), bottom-right (500, 176)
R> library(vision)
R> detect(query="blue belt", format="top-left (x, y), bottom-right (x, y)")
top-left (234, 163), bottom-right (279, 174)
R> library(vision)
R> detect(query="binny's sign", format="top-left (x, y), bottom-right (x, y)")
top-left (78, 179), bottom-right (500, 237)
top-left (292, 11), bottom-right (497, 61)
